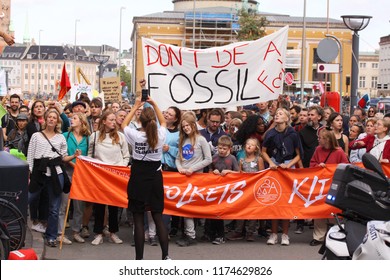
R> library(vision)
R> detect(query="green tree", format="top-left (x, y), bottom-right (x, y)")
top-left (119, 65), bottom-right (132, 92)
top-left (236, 8), bottom-right (267, 41)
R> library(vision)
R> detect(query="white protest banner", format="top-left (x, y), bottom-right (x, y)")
top-left (142, 26), bottom-right (289, 111)
top-left (70, 83), bottom-right (92, 102)
top-left (0, 69), bottom-right (7, 96)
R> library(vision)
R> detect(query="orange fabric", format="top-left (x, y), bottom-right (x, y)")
top-left (70, 156), bottom-right (390, 219)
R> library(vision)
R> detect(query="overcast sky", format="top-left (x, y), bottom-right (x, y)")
top-left (10, 0), bottom-right (387, 51)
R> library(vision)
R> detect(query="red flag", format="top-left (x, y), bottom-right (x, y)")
top-left (58, 62), bottom-right (71, 100)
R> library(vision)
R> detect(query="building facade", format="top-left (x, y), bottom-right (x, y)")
top-left (0, 45), bottom-right (99, 97)
top-left (378, 35), bottom-right (390, 97)
top-left (131, 0), bottom-right (353, 98)
top-left (358, 51), bottom-right (379, 98)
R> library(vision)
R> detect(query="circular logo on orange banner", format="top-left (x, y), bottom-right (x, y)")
top-left (253, 176), bottom-right (282, 205)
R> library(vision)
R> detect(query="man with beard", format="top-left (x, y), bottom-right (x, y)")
top-left (1, 94), bottom-right (21, 142)
top-left (294, 105), bottom-right (324, 234)
top-left (299, 105), bottom-right (324, 168)
top-left (290, 105), bottom-right (301, 128)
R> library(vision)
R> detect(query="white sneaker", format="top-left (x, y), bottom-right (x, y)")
top-left (109, 233), bottom-right (123, 244)
top-left (57, 235), bottom-right (72, 245)
top-left (103, 226), bottom-right (110, 238)
top-left (91, 234), bottom-right (103, 245)
top-left (267, 233), bottom-right (278, 245)
top-left (73, 233), bottom-right (85, 243)
top-left (281, 234), bottom-right (290, 246)
top-left (31, 223), bottom-right (46, 233)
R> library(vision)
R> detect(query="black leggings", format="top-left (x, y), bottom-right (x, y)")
top-left (133, 212), bottom-right (169, 260)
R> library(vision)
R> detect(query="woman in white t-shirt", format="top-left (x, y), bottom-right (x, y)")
top-left (122, 94), bottom-right (169, 260)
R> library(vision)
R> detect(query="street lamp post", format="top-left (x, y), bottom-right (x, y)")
top-left (93, 54), bottom-right (110, 93)
top-left (2, 67), bottom-right (13, 92)
top-left (300, 0), bottom-right (307, 105)
top-left (74, 19), bottom-right (80, 84)
top-left (119, 7), bottom-right (125, 82)
top-left (38, 29), bottom-right (43, 95)
top-left (341, 15), bottom-right (371, 115)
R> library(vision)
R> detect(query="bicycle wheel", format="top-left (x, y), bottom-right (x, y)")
top-left (0, 221), bottom-right (11, 260)
top-left (0, 198), bottom-right (26, 250)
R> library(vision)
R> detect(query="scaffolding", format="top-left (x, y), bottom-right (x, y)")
top-left (184, 12), bottom-right (239, 49)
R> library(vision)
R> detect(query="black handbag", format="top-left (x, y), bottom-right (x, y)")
top-left (40, 132), bottom-right (72, 193)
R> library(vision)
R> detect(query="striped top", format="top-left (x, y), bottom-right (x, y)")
top-left (27, 132), bottom-right (68, 175)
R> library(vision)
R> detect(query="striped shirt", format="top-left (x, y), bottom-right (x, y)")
top-left (27, 132), bottom-right (68, 175)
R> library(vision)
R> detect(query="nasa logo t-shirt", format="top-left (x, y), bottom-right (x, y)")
top-left (182, 144), bottom-right (194, 160)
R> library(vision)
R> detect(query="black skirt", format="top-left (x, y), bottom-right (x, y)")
top-left (127, 159), bottom-right (164, 213)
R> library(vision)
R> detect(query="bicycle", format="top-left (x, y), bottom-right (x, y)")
top-left (0, 219), bottom-right (11, 259)
top-left (0, 191), bottom-right (27, 251)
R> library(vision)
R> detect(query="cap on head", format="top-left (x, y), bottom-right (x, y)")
top-left (71, 101), bottom-right (86, 109)
top-left (16, 113), bottom-right (28, 121)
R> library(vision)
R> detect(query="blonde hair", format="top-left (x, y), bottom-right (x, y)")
top-left (42, 109), bottom-right (62, 134)
top-left (69, 112), bottom-right (91, 136)
top-left (245, 137), bottom-right (261, 156)
top-left (275, 107), bottom-right (291, 125)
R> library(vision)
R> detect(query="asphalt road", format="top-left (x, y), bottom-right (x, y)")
top-left (42, 220), bottom-right (323, 260)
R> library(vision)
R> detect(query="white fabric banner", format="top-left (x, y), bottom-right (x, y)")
top-left (0, 69), bottom-right (7, 96)
top-left (142, 26), bottom-right (289, 111)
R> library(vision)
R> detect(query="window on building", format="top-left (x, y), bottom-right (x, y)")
top-left (360, 62), bottom-right (366, 68)
top-left (372, 63), bottom-right (378, 69)
top-left (44, 74), bottom-right (48, 80)
top-left (24, 73), bottom-right (28, 79)
top-left (58, 64), bottom-right (61, 69)
top-left (44, 85), bottom-right (48, 91)
top-left (371, 76), bottom-right (378, 88)
top-left (25, 64), bottom-right (28, 69)
top-left (31, 74), bottom-right (35, 80)
top-left (32, 64), bottom-right (35, 69)
top-left (359, 76), bottom-right (366, 88)
top-left (313, 48), bottom-right (325, 64)
top-left (51, 74), bottom-right (54, 80)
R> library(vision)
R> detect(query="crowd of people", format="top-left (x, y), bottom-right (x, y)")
top-left (1, 88), bottom-right (389, 259)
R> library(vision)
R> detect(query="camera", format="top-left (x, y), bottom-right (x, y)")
top-left (141, 89), bottom-right (149, 101)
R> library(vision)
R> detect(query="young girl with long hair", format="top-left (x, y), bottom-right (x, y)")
top-left (122, 95), bottom-right (170, 260)
top-left (309, 127), bottom-right (349, 246)
top-left (62, 113), bottom-right (91, 244)
top-left (175, 112), bottom-right (212, 247)
top-left (88, 110), bottom-right (130, 246)
top-left (262, 108), bottom-right (303, 246)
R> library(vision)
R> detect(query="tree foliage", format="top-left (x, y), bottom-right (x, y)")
top-left (237, 8), bottom-right (268, 41)
top-left (119, 65), bottom-right (131, 92)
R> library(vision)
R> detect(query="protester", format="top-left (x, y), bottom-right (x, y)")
top-left (88, 110), bottom-right (130, 245)
top-left (226, 137), bottom-right (265, 242)
top-left (1, 93), bottom-right (20, 141)
top-left (327, 112), bottom-right (349, 156)
top-left (309, 127), bottom-right (349, 245)
top-left (27, 109), bottom-right (79, 247)
top-left (175, 111), bottom-right (212, 247)
top-left (62, 113), bottom-right (91, 244)
top-left (121, 93), bottom-right (170, 260)
top-left (207, 135), bottom-right (239, 245)
top-left (349, 118), bottom-right (377, 163)
top-left (262, 108), bottom-right (303, 246)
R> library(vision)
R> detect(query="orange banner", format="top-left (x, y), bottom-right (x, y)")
top-left (70, 156), bottom-right (390, 220)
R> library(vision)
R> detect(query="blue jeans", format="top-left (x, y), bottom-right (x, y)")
top-left (28, 174), bottom-right (64, 240)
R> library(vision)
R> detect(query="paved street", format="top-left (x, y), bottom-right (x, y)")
top-left (40, 220), bottom-right (323, 260)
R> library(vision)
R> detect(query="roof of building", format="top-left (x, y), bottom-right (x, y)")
top-left (0, 46), bottom-right (28, 59)
top-left (22, 45), bottom-right (94, 62)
